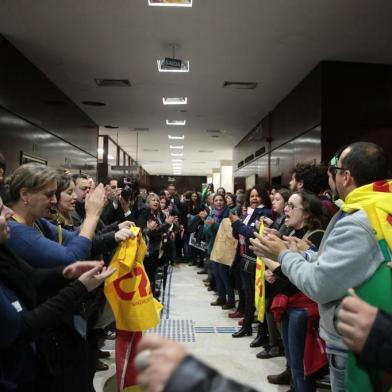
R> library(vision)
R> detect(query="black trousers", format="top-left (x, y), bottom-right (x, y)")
top-left (144, 250), bottom-right (159, 297)
top-left (240, 269), bottom-right (255, 328)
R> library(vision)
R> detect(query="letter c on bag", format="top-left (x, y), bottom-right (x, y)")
top-left (113, 267), bottom-right (151, 301)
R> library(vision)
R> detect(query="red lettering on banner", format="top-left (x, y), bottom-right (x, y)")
top-left (113, 267), bottom-right (151, 301)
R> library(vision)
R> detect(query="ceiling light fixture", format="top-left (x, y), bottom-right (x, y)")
top-left (97, 148), bottom-right (104, 154)
top-left (168, 135), bottom-right (185, 140)
top-left (171, 159), bottom-right (183, 162)
top-left (158, 60), bottom-right (189, 73)
top-left (171, 153), bottom-right (183, 157)
top-left (162, 97), bottom-right (187, 105)
top-left (166, 120), bottom-right (186, 126)
top-left (148, 0), bottom-right (192, 7)
top-left (170, 145), bottom-right (184, 149)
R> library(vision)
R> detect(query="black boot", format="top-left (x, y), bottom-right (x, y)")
top-left (232, 326), bottom-right (252, 338)
top-left (249, 322), bottom-right (268, 348)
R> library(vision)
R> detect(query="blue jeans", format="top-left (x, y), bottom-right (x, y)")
top-left (328, 354), bottom-right (346, 392)
top-left (282, 307), bottom-right (316, 392)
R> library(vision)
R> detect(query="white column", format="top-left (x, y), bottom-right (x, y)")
top-left (212, 169), bottom-right (221, 189)
top-left (220, 160), bottom-right (233, 193)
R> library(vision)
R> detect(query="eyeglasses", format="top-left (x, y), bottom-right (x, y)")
top-left (328, 165), bottom-right (348, 175)
top-left (285, 202), bottom-right (303, 210)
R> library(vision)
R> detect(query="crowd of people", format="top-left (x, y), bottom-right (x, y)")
top-left (0, 141), bottom-right (391, 392)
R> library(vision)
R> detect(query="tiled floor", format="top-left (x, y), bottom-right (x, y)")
top-left (95, 263), bottom-right (288, 391)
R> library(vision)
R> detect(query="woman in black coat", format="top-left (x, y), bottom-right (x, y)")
top-left (137, 193), bottom-right (175, 297)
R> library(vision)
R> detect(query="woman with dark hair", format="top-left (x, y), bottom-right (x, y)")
top-left (251, 190), bottom-right (328, 392)
top-left (203, 194), bottom-right (233, 307)
top-left (255, 188), bottom-right (291, 360)
top-left (215, 187), bottom-right (226, 196)
top-left (229, 185), bottom-right (272, 341)
top-left (225, 192), bottom-right (239, 215)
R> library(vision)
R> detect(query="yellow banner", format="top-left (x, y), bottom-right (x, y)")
top-left (104, 227), bottom-right (163, 331)
top-left (255, 222), bottom-right (266, 322)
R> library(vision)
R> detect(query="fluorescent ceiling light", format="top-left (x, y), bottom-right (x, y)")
top-left (97, 148), bottom-right (104, 154)
top-left (170, 145), bottom-right (184, 149)
top-left (168, 135), bottom-right (185, 140)
top-left (149, 0), bottom-right (192, 7)
top-left (172, 163), bottom-right (182, 166)
top-left (162, 97), bottom-right (187, 105)
top-left (166, 120), bottom-right (186, 126)
top-left (158, 60), bottom-right (189, 73)
top-left (171, 159), bottom-right (183, 162)
top-left (171, 153), bottom-right (183, 157)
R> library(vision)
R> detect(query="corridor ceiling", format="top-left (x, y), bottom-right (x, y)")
top-left (1, 0), bottom-right (392, 175)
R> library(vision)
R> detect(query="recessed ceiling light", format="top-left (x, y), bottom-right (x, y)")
top-left (162, 97), bottom-right (187, 105)
top-left (166, 120), bottom-right (186, 126)
top-left (158, 60), bottom-right (190, 73)
top-left (95, 79), bottom-right (131, 87)
top-left (171, 153), bottom-right (183, 157)
top-left (170, 145), bottom-right (184, 149)
top-left (171, 159), bottom-right (183, 162)
top-left (97, 148), bottom-right (104, 154)
top-left (222, 81), bottom-right (258, 90)
top-left (82, 101), bottom-right (106, 106)
top-left (168, 135), bottom-right (185, 140)
top-left (172, 162), bottom-right (182, 166)
top-left (149, 0), bottom-right (192, 7)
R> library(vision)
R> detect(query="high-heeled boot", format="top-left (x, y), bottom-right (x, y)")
top-left (232, 325), bottom-right (252, 338)
top-left (249, 322), bottom-right (268, 347)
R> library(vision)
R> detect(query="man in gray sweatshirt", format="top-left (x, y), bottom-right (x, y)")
top-left (251, 142), bottom-right (389, 392)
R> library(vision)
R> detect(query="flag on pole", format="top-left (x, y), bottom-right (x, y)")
top-left (255, 222), bottom-right (266, 322)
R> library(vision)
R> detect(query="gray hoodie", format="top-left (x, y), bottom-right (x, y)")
top-left (279, 209), bottom-right (384, 356)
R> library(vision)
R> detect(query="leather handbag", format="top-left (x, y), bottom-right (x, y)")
top-left (239, 254), bottom-right (256, 274)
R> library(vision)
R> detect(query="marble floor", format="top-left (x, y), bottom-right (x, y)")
top-left (95, 263), bottom-right (288, 392)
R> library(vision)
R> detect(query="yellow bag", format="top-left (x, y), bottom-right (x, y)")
top-left (255, 222), bottom-right (266, 322)
top-left (104, 227), bottom-right (163, 332)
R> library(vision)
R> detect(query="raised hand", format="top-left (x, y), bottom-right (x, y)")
top-left (85, 183), bottom-right (106, 218)
top-left (78, 265), bottom-right (116, 292)
top-left (115, 228), bottom-right (136, 242)
top-left (62, 260), bottom-right (104, 280)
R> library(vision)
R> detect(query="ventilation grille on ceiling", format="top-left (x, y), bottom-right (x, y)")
top-left (238, 160), bottom-right (244, 168)
top-left (206, 129), bottom-right (226, 139)
top-left (133, 128), bottom-right (150, 132)
top-left (255, 146), bottom-right (266, 157)
top-left (223, 81), bottom-right (258, 90)
top-left (95, 79), bottom-right (131, 87)
top-left (244, 154), bottom-right (254, 164)
top-left (198, 150), bottom-right (213, 153)
top-left (144, 148), bottom-right (159, 152)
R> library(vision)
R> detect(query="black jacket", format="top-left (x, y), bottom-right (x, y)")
top-left (164, 355), bottom-right (258, 392)
top-left (0, 245), bottom-right (89, 391)
top-left (100, 200), bottom-right (139, 225)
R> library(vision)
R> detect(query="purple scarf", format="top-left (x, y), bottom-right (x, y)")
top-left (213, 207), bottom-right (224, 224)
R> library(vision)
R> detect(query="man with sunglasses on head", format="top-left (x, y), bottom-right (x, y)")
top-left (251, 142), bottom-right (392, 392)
